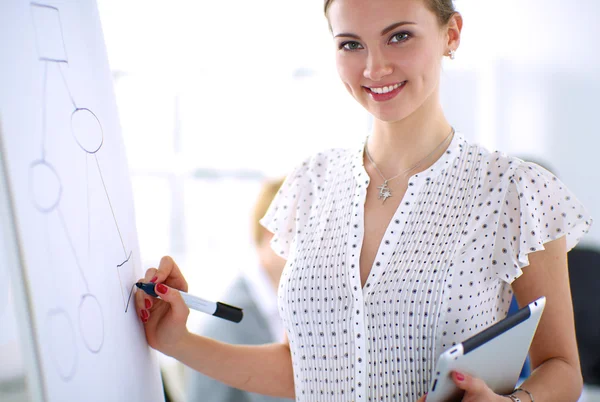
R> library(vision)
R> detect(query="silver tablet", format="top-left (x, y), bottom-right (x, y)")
top-left (426, 296), bottom-right (546, 402)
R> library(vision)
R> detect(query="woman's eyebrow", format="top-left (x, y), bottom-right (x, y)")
top-left (334, 21), bottom-right (417, 39)
top-left (381, 21), bottom-right (416, 36)
top-left (333, 32), bottom-right (361, 39)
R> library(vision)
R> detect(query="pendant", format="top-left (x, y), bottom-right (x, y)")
top-left (377, 180), bottom-right (392, 203)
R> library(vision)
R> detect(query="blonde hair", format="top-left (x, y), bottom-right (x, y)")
top-left (323, 0), bottom-right (456, 26)
top-left (252, 177), bottom-right (285, 245)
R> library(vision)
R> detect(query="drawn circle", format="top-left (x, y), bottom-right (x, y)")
top-left (46, 308), bottom-right (77, 381)
top-left (71, 108), bottom-right (104, 154)
top-left (78, 293), bottom-right (104, 353)
top-left (29, 160), bottom-right (62, 213)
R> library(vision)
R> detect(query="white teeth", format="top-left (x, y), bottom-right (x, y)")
top-left (370, 82), bottom-right (404, 94)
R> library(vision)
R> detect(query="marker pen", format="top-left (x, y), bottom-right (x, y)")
top-left (135, 282), bottom-right (243, 323)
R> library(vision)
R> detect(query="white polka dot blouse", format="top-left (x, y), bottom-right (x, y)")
top-left (260, 133), bottom-right (592, 401)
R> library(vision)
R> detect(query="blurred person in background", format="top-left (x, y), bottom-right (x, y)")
top-left (134, 1), bottom-right (593, 401)
top-left (185, 178), bottom-right (292, 402)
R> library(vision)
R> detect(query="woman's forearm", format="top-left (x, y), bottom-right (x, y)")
top-left (515, 357), bottom-right (583, 401)
top-left (165, 332), bottom-right (295, 399)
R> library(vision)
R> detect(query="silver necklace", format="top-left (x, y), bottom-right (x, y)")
top-left (365, 127), bottom-right (455, 204)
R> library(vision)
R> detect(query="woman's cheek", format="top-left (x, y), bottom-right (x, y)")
top-left (343, 82), bottom-right (355, 98)
top-left (336, 62), bottom-right (360, 94)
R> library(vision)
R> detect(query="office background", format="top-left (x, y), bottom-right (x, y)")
top-left (2, 0), bottom-right (599, 401)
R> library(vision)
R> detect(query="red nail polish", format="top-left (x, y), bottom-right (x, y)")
top-left (141, 309), bottom-right (149, 320)
top-left (145, 299), bottom-right (152, 309)
top-left (150, 276), bottom-right (158, 283)
top-left (455, 373), bottom-right (465, 381)
top-left (156, 283), bottom-right (168, 294)
top-left (142, 316), bottom-right (148, 323)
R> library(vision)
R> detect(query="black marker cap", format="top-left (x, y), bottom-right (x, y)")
top-left (214, 302), bottom-right (244, 323)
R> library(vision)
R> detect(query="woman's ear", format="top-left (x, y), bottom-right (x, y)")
top-left (446, 12), bottom-right (463, 54)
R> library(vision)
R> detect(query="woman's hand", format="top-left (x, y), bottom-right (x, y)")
top-left (415, 371), bottom-right (510, 401)
top-left (134, 256), bottom-right (190, 355)
top-left (450, 371), bottom-right (509, 401)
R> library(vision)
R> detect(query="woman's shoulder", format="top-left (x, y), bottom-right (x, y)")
top-left (285, 146), bottom-right (357, 185)
top-left (261, 146), bottom-right (357, 259)
top-left (297, 146), bottom-right (357, 170)
top-left (458, 136), bottom-right (548, 181)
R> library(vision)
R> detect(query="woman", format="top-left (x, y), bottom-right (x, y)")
top-left (135, 0), bottom-right (592, 400)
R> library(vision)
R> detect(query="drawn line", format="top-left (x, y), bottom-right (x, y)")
top-left (41, 61), bottom-right (48, 159)
top-left (118, 251), bottom-right (133, 311)
top-left (57, 207), bottom-right (89, 292)
top-left (30, 2), bottom-right (59, 12)
top-left (58, 64), bottom-right (77, 109)
top-left (94, 154), bottom-right (128, 258)
top-left (39, 58), bottom-right (68, 64)
top-left (30, 2), bottom-right (69, 63)
top-left (86, 155), bottom-right (90, 260)
top-left (71, 108), bottom-right (104, 154)
top-left (29, 159), bottom-right (62, 213)
top-left (125, 283), bottom-right (136, 313)
top-left (29, 3), bottom-right (43, 62)
top-left (117, 251), bottom-right (132, 268)
top-left (78, 294), bottom-right (104, 353)
top-left (55, 3), bottom-right (69, 62)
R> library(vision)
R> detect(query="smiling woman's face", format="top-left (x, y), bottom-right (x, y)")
top-left (328, 0), bottom-right (451, 123)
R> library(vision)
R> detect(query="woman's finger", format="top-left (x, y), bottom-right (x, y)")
top-left (154, 282), bottom-right (189, 323)
top-left (155, 256), bottom-right (188, 292)
top-left (451, 371), bottom-right (489, 396)
top-left (415, 393), bottom-right (427, 402)
top-left (135, 286), bottom-right (148, 323)
top-left (136, 274), bottom-right (155, 313)
top-left (144, 267), bottom-right (158, 283)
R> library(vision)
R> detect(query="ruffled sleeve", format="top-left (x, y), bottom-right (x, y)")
top-left (492, 162), bottom-right (593, 283)
top-left (260, 160), bottom-right (312, 259)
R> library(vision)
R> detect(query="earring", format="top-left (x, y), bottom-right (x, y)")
top-left (448, 49), bottom-right (456, 60)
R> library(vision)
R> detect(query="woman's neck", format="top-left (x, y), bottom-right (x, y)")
top-left (367, 101), bottom-right (452, 178)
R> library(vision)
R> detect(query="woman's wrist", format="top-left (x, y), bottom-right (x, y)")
top-left (503, 388), bottom-right (533, 402)
top-left (514, 387), bottom-right (534, 402)
top-left (160, 329), bottom-right (193, 359)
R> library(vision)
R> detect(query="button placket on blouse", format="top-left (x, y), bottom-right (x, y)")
top-left (349, 177), bottom-right (368, 401)
top-left (354, 175), bottom-right (425, 400)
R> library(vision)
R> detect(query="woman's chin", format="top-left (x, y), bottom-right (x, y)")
top-left (365, 100), bottom-right (423, 124)
top-left (370, 110), bottom-right (410, 124)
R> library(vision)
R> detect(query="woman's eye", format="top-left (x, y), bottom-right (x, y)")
top-left (341, 41), bottom-right (363, 51)
top-left (390, 32), bottom-right (410, 43)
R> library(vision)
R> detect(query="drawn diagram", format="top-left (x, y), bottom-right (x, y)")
top-left (29, 2), bottom-right (136, 381)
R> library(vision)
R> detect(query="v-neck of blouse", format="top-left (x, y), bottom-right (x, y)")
top-left (350, 132), bottom-right (465, 293)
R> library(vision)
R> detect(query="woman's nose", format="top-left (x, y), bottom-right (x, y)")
top-left (363, 50), bottom-right (393, 81)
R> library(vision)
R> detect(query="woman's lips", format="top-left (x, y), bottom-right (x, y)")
top-left (364, 81), bottom-right (407, 102)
